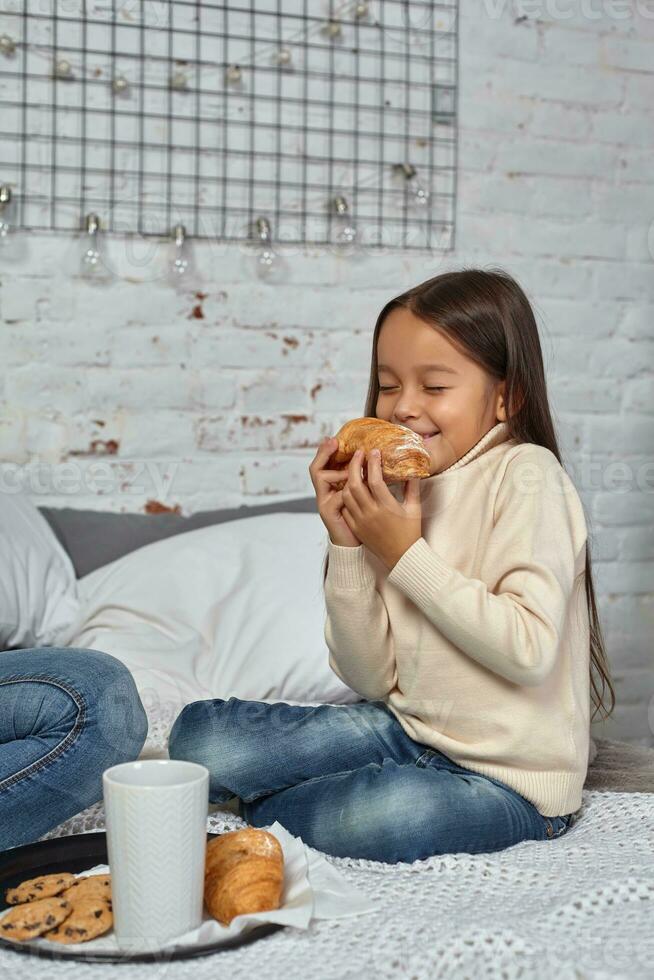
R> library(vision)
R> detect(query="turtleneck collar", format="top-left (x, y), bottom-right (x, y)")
top-left (426, 421), bottom-right (514, 483)
top-left (385, 422), bottom-right (515, 506)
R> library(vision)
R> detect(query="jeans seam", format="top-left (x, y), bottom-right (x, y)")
top-left (0, 676), bottom-right (86, 792)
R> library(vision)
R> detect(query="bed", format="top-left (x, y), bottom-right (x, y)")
top-left (0, 502), bottom-right (651, 979)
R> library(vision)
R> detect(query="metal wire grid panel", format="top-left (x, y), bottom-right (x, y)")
top-left (0, 0), bottom-right (458, 251)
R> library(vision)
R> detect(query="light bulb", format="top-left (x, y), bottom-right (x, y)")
top-left (392, 163), bottom-right (431, 208)
top-left (80, 213), bottom-right (108, 279)
top-left (171, 223), bottom-right (189, 277)
top-left (0, 33), bottom-right (16, 56)
top-left (112, 75), bottom-right (129, 95)
top-left (251, 217), bottom-right (278, 278)
top-left (321, 20), bottom-right (342, 39)
top-left (225, 64), bottom-right (242, 85)
top-left (330, 195), bottom-right (357, 252)
top-left (170, 70), bottom-right (188, 90)
top-left (54, 58), bottom-right (73, 80)
top-left (0, 185), bottom-right (13, 242)
top-left (408, 179), bottom-right (430, 206)
top-left (335, 224), bottom-right (357, 244)
top-left (274, 47), bottom-right (292, 67)
top-left (257, 246), bottom-right (276, 271)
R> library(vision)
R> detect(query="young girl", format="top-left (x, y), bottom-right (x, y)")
top-left (169, 268), bottom-right (615, 864)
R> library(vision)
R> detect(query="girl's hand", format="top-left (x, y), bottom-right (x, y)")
top-left (341, 449), bottom-right (422, 570)
top-left (309, 438), bottom-right (362, 548)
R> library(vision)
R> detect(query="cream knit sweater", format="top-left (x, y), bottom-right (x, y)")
top-left (323, 421), bottom-right (591, 817)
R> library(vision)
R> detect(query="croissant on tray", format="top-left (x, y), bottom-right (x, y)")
top-left (326, 417), bottom-right (432, 484)
top-left (203, 827), bottom-right (285, 926)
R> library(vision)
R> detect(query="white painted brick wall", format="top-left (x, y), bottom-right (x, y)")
top-left (1, 2), bottom-right (653, 745)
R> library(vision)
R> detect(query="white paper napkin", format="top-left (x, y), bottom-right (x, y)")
top-left (2, 822), bottom-right (376, 956)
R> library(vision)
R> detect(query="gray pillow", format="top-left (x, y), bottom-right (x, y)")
top-left (39, 498), bottom-right (318, 578)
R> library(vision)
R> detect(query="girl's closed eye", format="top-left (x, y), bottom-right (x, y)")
top-left (378, 386), bottom-right (448, 392)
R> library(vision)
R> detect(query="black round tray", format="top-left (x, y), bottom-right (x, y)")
top-left (0, 831), bottom-right (284, 963)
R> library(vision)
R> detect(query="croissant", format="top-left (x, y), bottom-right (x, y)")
top-left (327, 417), bottom-right (431, 484)
top-left (203, 827), bottom-right (284, 926)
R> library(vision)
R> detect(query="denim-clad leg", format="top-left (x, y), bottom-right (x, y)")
top-left (0, 647), bottom-right (148, 851)
top-left (168, 697), bottom-right (573, 863)
top-left (168, 697), bottom-right (424, 802)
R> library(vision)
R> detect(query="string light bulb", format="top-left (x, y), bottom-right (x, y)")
top-left (79, 212), bottom-right (107, 279)
top-left (0, 185), bottom-right (13, 242)
top-left (112, 75), bottom-right (130, 95)
top-left (392, 163), bottom-right (431, 207)
top-left (0, 34), bottom-right (16, 56)
top-left (321, 21), bottom-right (342, 39)
top-left (250, 216), bottom-right (278, 278)
top-left (274, 47), bottom-right (292, 68)
top-left (225, 64), bottom-right (242, 85)
top-left (54, 58), bottom-right (74, 80)
top-left (170, 223), bottom-right (189, 277)
top-left (330, 195), bottom-right (357, 251)
top-left (354, 3), bottom-right (369, 18)
top-left (170, 70), bottom-right (188, 90)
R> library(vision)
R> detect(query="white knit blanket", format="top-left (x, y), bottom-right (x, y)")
top-left (3, 714), bottom-right (653, 979)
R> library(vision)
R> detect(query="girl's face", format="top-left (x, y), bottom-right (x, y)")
top-left (375, 307), bottom-right (507, 475)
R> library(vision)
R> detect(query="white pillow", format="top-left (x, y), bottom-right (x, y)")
top-left (67, 512), bottom-right (361, 741)
top-left (0, 494), bottom-right (80, 650)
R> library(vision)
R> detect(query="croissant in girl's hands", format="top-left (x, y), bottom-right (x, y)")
top-left (327, 417), bottom-right (431, 483)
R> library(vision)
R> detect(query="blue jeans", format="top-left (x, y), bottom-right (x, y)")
top-left (168, 697), bottom-right (575, 863)
top-left (0, 647), bottom-right (148, 852)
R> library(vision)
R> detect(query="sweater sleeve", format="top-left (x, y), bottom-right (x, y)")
top-left (386, 450), bottom-right (588, 687)
top-left (323, 542), bottom-right (398, 700)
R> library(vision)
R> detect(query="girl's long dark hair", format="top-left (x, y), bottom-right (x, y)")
top-left (322, 267), bottom-right (615, 722)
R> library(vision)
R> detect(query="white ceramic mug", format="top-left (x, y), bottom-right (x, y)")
top-left (103, 759), bottom-right (209, 948)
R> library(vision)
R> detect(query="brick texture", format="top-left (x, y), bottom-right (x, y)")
top-left (1, 3), bottom-right (653, 743)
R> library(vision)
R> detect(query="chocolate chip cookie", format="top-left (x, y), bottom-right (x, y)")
top-left (44, 896), bottom-right (113, 945)
top-left (5, 873), bottom-right (76, 905)
top-left (0, 897), bottom-right (71, 942)
top-left (61, 874), bottom-right (112, 903)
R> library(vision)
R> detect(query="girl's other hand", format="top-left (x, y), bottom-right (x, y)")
top-left (309, 438), bottom-right (362, 547)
